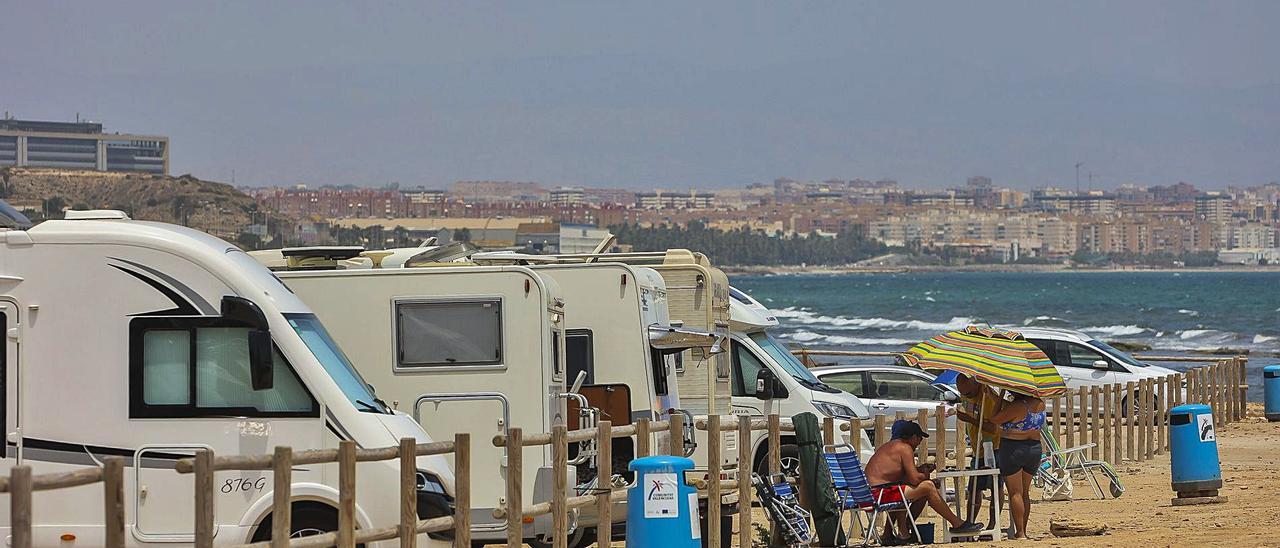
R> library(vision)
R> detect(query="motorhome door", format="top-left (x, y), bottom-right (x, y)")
top-left (2, 299), bottom-right (17, 464)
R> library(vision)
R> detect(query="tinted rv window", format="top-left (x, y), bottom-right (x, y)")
top-left (396, 299), bottom-right (503, 367)
top-left (565, 330), bottom-right (594, 385)
top-left (130, 318), bottom-right (319, 418)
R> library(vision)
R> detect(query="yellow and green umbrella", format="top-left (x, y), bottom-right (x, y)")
top-left (903, 325), bottom-right (1067, 398)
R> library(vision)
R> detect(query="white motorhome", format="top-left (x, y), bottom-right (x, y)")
top-left (473, 249), bottom-right (739, 542)
top-left (0, 212), bottom-right (454, 546)
top-left (725, 287), bottom-right (875, 476)
top-left (263, 265), bottom-right (574, 544)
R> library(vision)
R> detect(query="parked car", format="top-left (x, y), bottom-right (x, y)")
top-left (810, 364), bottom-right (960, 444)
top-left (1019, 327), bottom-right (1183, 415)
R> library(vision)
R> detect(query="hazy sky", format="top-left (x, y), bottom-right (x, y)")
top-left (3, 1), bottom-right (1278, 190)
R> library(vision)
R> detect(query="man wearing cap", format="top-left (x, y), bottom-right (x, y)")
top-left (865, 419), bottom-right (983, 543)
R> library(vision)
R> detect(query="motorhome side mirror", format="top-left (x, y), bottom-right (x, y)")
top-left (248, 329), bottom-right (274, 390)
top-left (1092, 360), bottom-right (1110, 370)
top-left (754, 369), bottom-right (774, 400)
top-left (942, 390), bottom-right (959, 402)
top-left (221, 295), bottom-right (270, 331)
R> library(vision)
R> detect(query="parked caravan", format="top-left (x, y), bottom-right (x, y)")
top-left (0, 212), bottom-right (454, 546)
top-left (725, 287), bottom-right (874, 477)
top-left (264, 265), bottom-right (575, 544)
top-left (472, 249), bottom-right (739, 541)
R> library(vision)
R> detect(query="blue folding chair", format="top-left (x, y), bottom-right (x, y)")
top-left (823, 444), bottom-right (921, 547)
top-left (752, 472), bottom-right (813, 547)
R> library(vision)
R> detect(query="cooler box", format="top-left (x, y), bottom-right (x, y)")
top-left (1168, 404), bottom-right (1221, 494)
top-left (1264, 365), bottom-right (1280, 422)
top-left (626, 455), bottom-right (699, 548)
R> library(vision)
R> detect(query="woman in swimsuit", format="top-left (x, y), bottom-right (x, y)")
top-left (984, 392), bottom-right (1045, 539)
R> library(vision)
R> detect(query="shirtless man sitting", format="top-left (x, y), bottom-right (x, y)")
top-left (864, 420), bottom-right (983, 543)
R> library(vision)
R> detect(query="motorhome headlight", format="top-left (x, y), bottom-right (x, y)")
top-left (415, 470), bottom-right (454, 540)
top-left (814, 401), bottom-right (856, 419)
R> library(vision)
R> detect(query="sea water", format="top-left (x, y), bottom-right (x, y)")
top-left (733, 271), bottom-right (1280, 401)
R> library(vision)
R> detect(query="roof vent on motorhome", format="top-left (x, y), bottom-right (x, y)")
top-left (63, 210), bottom-right (131, 220)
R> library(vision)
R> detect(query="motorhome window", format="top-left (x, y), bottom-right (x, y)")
top-left (130, 318), bottom-right (319, 418)
top-left (285, 313), bottom-right (385, 412)
top-left (195, 327), bottom-right (314, 412)
top-left (649, 348), bottom-right (669, 396)
top-left (142, 330), bottom-right (192, 405)
top-left (566, 330), bottom-right (594, 385)
top-left (749, 332), bottom-right (821, 384)
top-left (731, 340), bottom-right (767, 397)
top-left (395, 299), bottom-right (503, 367)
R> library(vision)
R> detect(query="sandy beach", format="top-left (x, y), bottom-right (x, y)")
top-left (738, 403), bottom-right (1279, 547)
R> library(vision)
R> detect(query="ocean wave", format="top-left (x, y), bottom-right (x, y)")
top-left (1254, 334), bottom-right (1277, 344)
top-left (781, 330), bottom-right (917, 346)
top-left (1177, 308), bottom-right (1200, 317)
top-left (1022, 315), bottom-right (1070, 327)
top-left (1079, 325), bottom-right (1147, 337)
top-left (770, 307), bottom-right (975, 331)
top-left (1177, 329), bottom-right (1222, 340)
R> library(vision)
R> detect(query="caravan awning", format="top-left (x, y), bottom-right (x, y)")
top-left (648, 325), bottom-right (722, 353)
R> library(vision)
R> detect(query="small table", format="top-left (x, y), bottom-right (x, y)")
top-left (934, 468), bottom-right (1003, 543)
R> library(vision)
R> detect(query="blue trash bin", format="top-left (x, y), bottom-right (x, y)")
top-left (1264, 365), bottom-right (1280, 422)
top-left (626, 456), bottom-right (699, 548)
top-left (1168, 404), bottom-right (1221, 496)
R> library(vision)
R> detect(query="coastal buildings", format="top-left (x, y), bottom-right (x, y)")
top-left (0, 117), bottom-right (168, 174)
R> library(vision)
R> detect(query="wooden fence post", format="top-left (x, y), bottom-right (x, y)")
top-left (104, 457), bottom-right (125, 548)
top-left (1145, 378), bottom-right (1156, 461)
top-left (1089, 386), bottom-right (1101, 460)
top-left (669, 413), bottom-right (686, 457)
top-left (768, 414), bottom-right (782, 475)
top-left (850, 418), bottom-right (862, 456)
top-left (1124, 382), bottom-right (1135, 461)
top-left (194, 450), bottom-right (215, 548)
top-left (1141, 378), bottom-right (1152, 460)
top-left (952, 414), bottom-right (965, 470)
top-left (552, 425), bottom-right (569, 548)
top-left (915, 409), bottom-right (929, 461)
top-left (934, 405), bottom-right (947, 466)
top-left (596, 421), bottom-right (613, 548)
top-left (1210, 364), bottom-right (1222, 426)
top-left (1111, 384), bottom-right (1123, 465)
top-left (873, 414), bottom-right (888, 450)
top-left (1065, 389), bottom-right (1076, 451)
top-left (398, 438), bottom-right (417, 548)
top-left (1155, 377), bottom-right (1167, 456)
top-left (1052, 394), bottom-right (1063, 441)
top-left (823, 417), bottom-right (835, 447)
top-left (338, 441), bottom-right (356, 548)
top-left (454, 433), bottom-right (472, 546)
top-left (636, 418), bottom-right (651, 457)
top-left (1101, 385), bottom-right (1113, 464)
top-left (506, 427), bottom-right (524, 548)
top-left (1238, 357), bottom-right (1248, 421)
top-left (272, 447), bottom-right (293, 548)
top-left (737, 415), bottom-right (753, 548)
top-left (11, 465), bottom-right (31, 548)
top-left (708, 415), bottom-right (722, 548)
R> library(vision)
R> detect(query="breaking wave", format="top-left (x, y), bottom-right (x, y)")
top-left (1079, 325), bottom-right (1147, 337)
top-left (769, 307), bottom-right (974, 331)
top-left (781, 330), bottom-right (917, 346)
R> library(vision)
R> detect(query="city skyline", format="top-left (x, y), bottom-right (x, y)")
top-left (4, 1), bottom-right (1278, 190)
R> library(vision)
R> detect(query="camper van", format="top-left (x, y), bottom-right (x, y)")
top-left (0, 212), bottom-right (454, 546)
top-left (473, 249), bottom-right (739, 540)
top-left (726, 287), bottom-right (875, 476)
top-left (264, 265), bottom-right (577, 544)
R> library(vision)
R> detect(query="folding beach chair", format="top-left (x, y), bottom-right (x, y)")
top-left (823, 444), bottom-right (921, 547)
top-left (752, 472), bottom-right (814, 547)
top-left (1038, 429), bottom-right (1124, 500)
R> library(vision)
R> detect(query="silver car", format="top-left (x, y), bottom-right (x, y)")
top-left (810, 364), bottom-right (960, 443)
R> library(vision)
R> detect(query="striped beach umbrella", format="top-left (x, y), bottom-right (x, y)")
top-left (903, 325), bottom-right (1067, 398)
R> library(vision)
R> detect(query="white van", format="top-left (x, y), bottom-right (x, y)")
top-left (265, 265), bottom-right (569, 545)
top-left (725, 287), bottom-right (874, 476)
top-left (0, 212), bottom-right (454, 546)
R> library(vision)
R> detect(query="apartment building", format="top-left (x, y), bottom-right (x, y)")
top-left (0, 117), bottom-right (168, 174)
